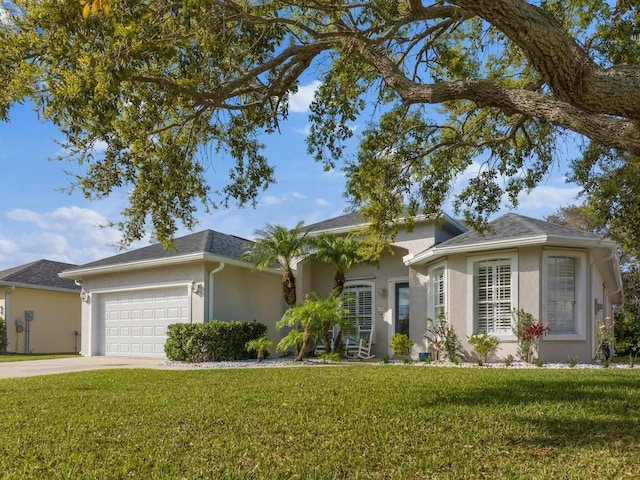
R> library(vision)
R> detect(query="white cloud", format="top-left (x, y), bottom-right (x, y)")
top-left (261, 195), bottom-right (282, 206)
top-left (315, 198), bottom-right (330, 207)
top-left (322, 168), bottom-right (345, 178)
top-left (291, 192), bottom-right (308, 200)
top-left (289, 80), bottom-right (321, 113)
top-left (294, 124), bottom-right (311, 135)
top-left (92, 140), bottom-right (108, 152)
top-left (515, 184), bottom-right (581, 213)
top-left (0, 206), bottom-right (126, 269)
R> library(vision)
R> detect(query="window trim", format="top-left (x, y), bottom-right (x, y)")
top-left (427, 261), bottom-right (447, 321)
top-left (542, 250), bottom-right (587, 341)
top-left (467, 252), bottom-right (518, 340)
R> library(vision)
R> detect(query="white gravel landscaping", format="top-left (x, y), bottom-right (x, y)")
top-left (162, 357), bottom-right (637, 369)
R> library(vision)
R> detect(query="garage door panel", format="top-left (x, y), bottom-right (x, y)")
top-left (100, 286), bottom-right (189, 357)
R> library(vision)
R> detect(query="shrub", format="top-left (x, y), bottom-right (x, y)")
top-left (424, 310), bottom-right (463, 363)
top-left (165, 321), bottom-right (268, 362)
top-left (468, 331), bottom-right (499, 365)
top-left (245, 337), bottom-right (273, 362)
top-left (513, 309), bottom-right (549, 363)
top-left (0, 317), bottom-right (6, 353)
top-left (390, 333), bottom-right (413, 359)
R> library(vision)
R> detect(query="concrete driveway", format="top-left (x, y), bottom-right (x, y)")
top-left (0, 356), bottom-right (175, 379)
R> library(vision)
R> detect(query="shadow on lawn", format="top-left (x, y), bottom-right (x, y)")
top-left (418, 371), bottom-right (640, 448)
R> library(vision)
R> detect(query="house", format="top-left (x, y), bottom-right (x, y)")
top-left (58, 211), bottom-right (622, 363)
top-left (295, 211), bottom-right (467, 359)
top-left (0, 260), bottom-right (81, 354)
top-left (404, 213), bottom-right (622, 363)
top-left (59, 230), bottom-right (284, 357)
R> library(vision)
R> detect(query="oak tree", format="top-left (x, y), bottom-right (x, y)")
top-left (2, 1), bottom-right (640, 247)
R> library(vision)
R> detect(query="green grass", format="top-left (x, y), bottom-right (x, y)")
top-left (0, 353), bottom-right (79, 362)
top-left (1, 366), bottom-right (640, 479)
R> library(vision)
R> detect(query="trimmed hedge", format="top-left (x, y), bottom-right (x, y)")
top-left (164, 321), bottom-right (268, 362)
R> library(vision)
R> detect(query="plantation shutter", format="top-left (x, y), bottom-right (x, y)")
top-left (431, 266), bottom-right (445, 318)
top-left (474, 259), bottom-right (512, 334)
top-left (547, 256), bottom-right (576, 333)
top-left (342, 284), bottom-right (373, 333)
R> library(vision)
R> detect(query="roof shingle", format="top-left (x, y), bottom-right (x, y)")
top-left (71, 230), bottom-right (251, 270)
top-left (0, 260), bottom-right (80, 290)
top-left (435, 212), bottom-right (603, 249)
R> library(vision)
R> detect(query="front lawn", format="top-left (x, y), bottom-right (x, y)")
top-left (0, 353), bottom-right (79, 363)
top-left (1, 366), bottom-right (639, 479)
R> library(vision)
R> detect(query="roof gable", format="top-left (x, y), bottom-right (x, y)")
top-left (0, 260), bottom-right (80, 291)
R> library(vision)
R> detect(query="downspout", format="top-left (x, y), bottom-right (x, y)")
top-left (208, 263), bottom-right (225, 322)
top-left (590, 247), bottom-right (619, 357)
top-left (5, 286), bottom-right (15, 353)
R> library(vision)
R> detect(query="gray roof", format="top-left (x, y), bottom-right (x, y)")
top-left (304, 210), bottom-right (466, 235)
top-left (70, 229), bottom-right (251, 270)
top-left (304, 212), bottom-right (367, 232)
top-left (436, 212), bottom-right (604, 249)
top-left (0, 260), bottom-right (80, 291)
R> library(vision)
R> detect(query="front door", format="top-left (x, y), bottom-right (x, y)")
top-left (395, 282), bottom-right (410, 335)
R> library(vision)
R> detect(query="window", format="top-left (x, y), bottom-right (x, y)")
top-left (472, 256), bottom-right (516, 335)
top-left (428, 264), bottom-right (445, 320)
top-left (546, 256), bottom-right (576, 333)
top-left (342, 283), bottom-right (373, 334)
top-left (543, 252), bottom-right (585, 338)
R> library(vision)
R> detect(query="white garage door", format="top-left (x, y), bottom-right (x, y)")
top-left (100, 286), bottom-right (190, 357)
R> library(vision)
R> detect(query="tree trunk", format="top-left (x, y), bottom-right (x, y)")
top-left (282, 268), bottom-right (296, 307)
top-left (296, 325), bottom-right (312, 361)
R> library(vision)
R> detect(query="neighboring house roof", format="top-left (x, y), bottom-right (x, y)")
top-left (60, 229), bottom-right (269, 278)
top-left (0, 259), bottom-right (80, 292)
top-left (304, 210), bottom-right (467, 236)
top-left (405, 213), bottom-right (616, 266)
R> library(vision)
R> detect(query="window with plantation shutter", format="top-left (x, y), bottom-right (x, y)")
top-left (473, 258), bottom-right (514, 334)
top-left (428, 264), bottom-right (446, 320)
top-left (342, 283), bottom-right (374, 334)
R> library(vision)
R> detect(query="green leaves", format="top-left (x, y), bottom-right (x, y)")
top-left (4, 0), bottom-right (640, 251)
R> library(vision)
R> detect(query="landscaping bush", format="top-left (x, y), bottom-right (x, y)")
top-left (164, 321), bottom-right (267, 362)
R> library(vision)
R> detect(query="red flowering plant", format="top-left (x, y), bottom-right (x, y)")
top-left (513, 309), bottom-right (550, 363)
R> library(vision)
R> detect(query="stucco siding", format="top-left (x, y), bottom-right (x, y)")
top-left (410, 246), bottom-right (606, 364)
top-left (211, 264), bottom-right (285, 338)
top-left (1, 287), bottom-right (80, 354)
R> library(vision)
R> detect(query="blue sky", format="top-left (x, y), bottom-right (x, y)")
top-left (0, 81), bottom-right (582, 271)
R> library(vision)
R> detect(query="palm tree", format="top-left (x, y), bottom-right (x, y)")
top-left (241, 221), bottom-right (311, 308)
top-left (277, 292), bottom-right (349, 361)
top-left (313, 233), bottom-right (365, 352)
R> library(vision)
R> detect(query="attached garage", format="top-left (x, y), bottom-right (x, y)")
top-left (59, 229), bottom-right (285, 358)
top-left (99, 286), bottom-right (190, 357)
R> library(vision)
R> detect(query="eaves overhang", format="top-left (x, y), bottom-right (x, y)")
top-left (0, 281), bottom-right (79, 294)
top-left (404, 234), bottom-right (617, 267)
top-left (59, 252), bottom-right (281, 280)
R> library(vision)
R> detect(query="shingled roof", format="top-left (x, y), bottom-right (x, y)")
top-left (69, 229), bottom-right (251, 270)
top-left (0, 260), bottom-right (80, 291)
top-left (405, 213), bottom-right (615, 266)
top-left (436, 212), bottom-right (602, 249)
